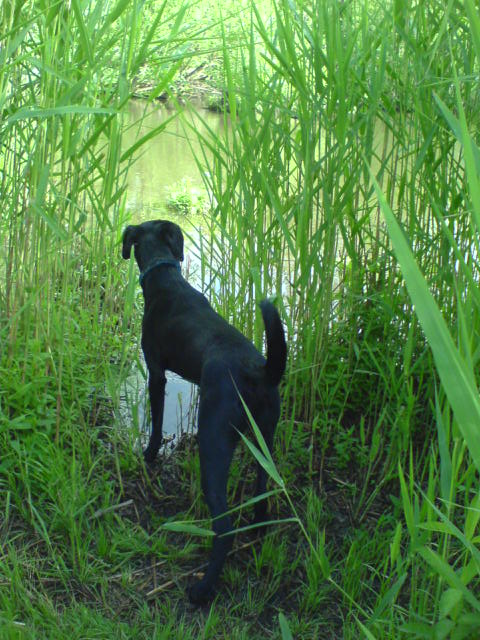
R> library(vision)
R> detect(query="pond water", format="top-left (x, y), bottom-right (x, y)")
top-left (122, 100), bottom-right (223, 442)
top-left (124, 100), bottom-right (225, 214)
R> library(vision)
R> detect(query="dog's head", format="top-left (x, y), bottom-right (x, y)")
top-left (122, 220), bottom-right (184, 270)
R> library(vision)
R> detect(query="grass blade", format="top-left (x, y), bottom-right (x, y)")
top-left (279, 612), bottom-right (294, 640)
top-left (161, 521), bottom-right (215, 537)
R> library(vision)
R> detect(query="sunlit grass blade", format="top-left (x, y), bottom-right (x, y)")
top-left (369, 573), bottom-right (407, 625)
top-left (7, 105), bottom-right (116, 124)
top-left (120, 112), bottom-right (179, 162)
top-left (398, 462), bottom-right (415, 538)
top-left (418, 492), bottom-right (480, 569)
top-left (161, 521), bottom-right (215, 537)
top-left (435, 388), bottom-right (453, 503)
top-left (71, 0), bottom-right (94, 65)
top-left (237, 429), bottom-right (284, 488)
top-left (433, 93), bottom-right (480, 175)
top-left (227, 517), bottom-right (298, 537)
top-left (465, 0), bottom-right (480, 64)
top-left (234, 386), bottom-right (284, 487)
top-left (279, 612), bottom-right (294, 640)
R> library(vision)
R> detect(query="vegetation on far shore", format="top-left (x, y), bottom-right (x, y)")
top-left (1, 0), bottom-right (480, 638)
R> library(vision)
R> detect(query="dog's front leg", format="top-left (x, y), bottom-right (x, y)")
top-left (143, 370), bottom-right (166, 462)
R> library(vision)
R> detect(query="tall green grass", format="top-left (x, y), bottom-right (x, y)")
top-left (0, 0), bottom-right (193, 420)
top-left (188, 0), bottom-right (480, 635)
top-left (2, 0), bottom-right (480, 636)
top-left (0, 0), bottom-right (190, 634)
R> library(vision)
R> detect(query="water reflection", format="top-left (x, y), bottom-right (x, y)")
top-left (123, 364), bottom-right (198, 445)
top-left (124, 100), bottom-right (225, 214)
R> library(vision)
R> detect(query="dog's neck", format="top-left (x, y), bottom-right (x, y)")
top-left (139, 258), bottom-right (181, 287)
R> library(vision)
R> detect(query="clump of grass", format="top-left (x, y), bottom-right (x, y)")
top-left (165, 178), bottom-right (207, 215)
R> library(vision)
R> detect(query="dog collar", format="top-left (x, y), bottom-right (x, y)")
top-left (139, 259), bottom-right (181, 286)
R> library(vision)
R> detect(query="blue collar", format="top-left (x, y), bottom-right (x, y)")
top-left (139, 259), bottom-right (181, 286)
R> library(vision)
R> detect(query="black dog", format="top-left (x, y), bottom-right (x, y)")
top-left (122, 219), bottom-right (287, 603)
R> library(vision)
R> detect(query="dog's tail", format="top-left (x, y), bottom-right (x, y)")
top-left (260, 300), bottom-right (287, 386)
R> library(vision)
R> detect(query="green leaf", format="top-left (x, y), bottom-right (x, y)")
top-left (217, 489), bottom-right (283, 518)
top-left (398, 462), bottom-right (415, 537)
top-left (279, 612), bottom-right (294, 640)
top-left (435, 388), bottom-right (452, 503)
top-left (418, 490), bottom-right (480, 571)
top-left (8, 105), bottom-right (116, 124)
top-left (433, 93), bottom-right (480, 175)
top-left (434, 85), bottom-right (480, 235)
top-left (439, 588), bottom-right (463, 619)
top-left (465, 492), bottom-right (480, 542)
top-left (390, 521), bottom-right (402, 566)
top-left (418, 546), bottom-right (480, 613)
top-left (100, 0), bottom-right (132, 35)
top-left (71, 0), bottom-right (94, 65)
top-left (161, 521), bottom-right (215, 537)
top-left (237, 429), bottom-right (284, 487)
top-left (369, 573), bottom-right (407, 624)
top-left (234, 385), bottom-right (284, 487)
top-left (432, 619), bottom-right (455, 640)
top-left (355, 619), bottom-right (377, 640)
top-left (230, 517), bottom-right (298, 536)
top-left (464, 0), bottom-right (480, 75)
top-left (120, 113), bottom-right (178, 163)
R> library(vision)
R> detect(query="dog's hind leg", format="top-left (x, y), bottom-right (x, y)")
top-left (143, 369), bottom-right (166, 462)
top-left (188, 377), bottom-right (240, 603)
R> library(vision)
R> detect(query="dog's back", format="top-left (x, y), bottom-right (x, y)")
top-left (143, 269), bottom-right (286, 392)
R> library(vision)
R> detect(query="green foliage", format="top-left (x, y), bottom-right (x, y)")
top-left (1, 0), bottom-right (480, 637)
top-left (185, 0), bottom-right (480, 635)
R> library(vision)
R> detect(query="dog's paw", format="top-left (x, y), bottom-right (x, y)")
top-left (143, 447), bottom-right (157, 463)
top-left (187, 578), bottom-right (216, 605)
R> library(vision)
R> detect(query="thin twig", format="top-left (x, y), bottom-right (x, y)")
top-left (110, 559), bottom-right (168, 581)
top-left (91, 499), bottom-right (134, 519)
top-left (146, 562), bottom-right (208, 597)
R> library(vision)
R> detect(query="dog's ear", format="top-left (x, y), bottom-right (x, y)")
top-left (122, 225), bottom-right (137, 259)
top-left (162, 222), bottom-right (184, 261)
